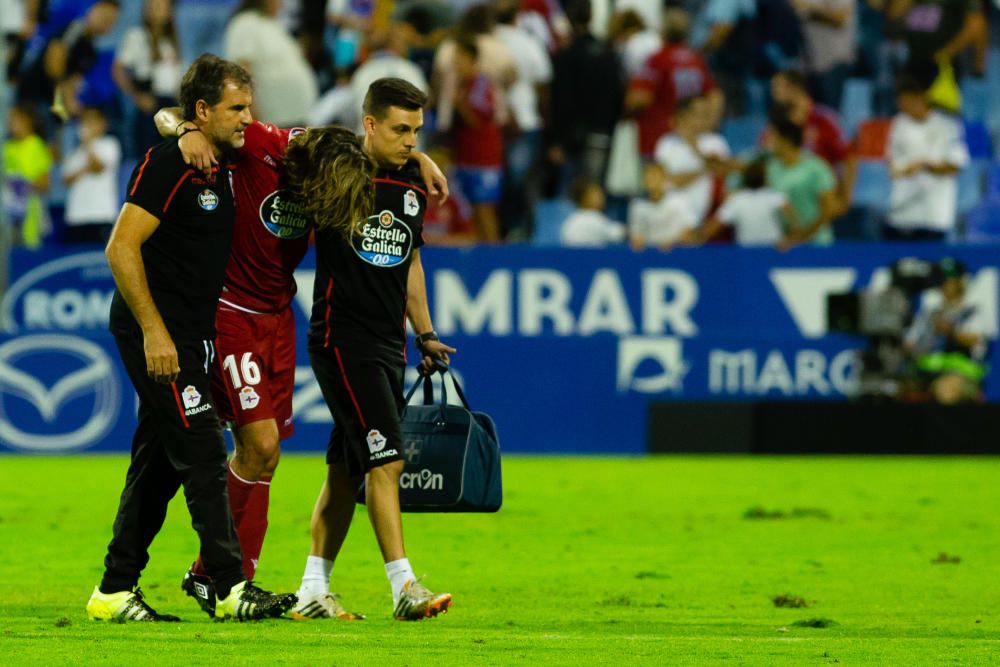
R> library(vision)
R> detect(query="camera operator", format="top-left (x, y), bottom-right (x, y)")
top-left (903, 259), bottom-right (990, 405)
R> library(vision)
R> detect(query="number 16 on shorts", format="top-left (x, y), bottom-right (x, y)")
top-left (222, 352), bottom-right (262, 411)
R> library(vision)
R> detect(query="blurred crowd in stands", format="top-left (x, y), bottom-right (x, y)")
top-left (3, 0), bottom-right (1000, 249)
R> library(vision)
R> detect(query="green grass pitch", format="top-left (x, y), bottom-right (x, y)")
top-left (1, 455), bottom-right (998, 664)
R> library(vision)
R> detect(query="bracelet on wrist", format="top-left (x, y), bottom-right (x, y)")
top-left (177, 125), bottom-right (201, 139)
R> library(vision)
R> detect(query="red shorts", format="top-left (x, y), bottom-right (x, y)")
top-left (211, 303), bottom-right (297, 440)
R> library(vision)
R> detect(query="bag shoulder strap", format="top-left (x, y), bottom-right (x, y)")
top-left (446, 370), bottom-right (471, 410)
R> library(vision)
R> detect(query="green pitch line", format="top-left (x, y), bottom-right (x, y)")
top-left (0, 455), bottom-right (997, 664)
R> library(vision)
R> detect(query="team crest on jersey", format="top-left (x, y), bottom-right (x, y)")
top-left (354, 209), bottom-right (413, 268)
top-left (366, 429), bottom-right (387, 453)
top-left (259, 189), bottom-right (310, 239)
top-left (239, 386), bottom-right (260, 410)
top-left (198, 189), bottom-right (219, 211)
top-left (182, 385), bottom-right (201, 409)
top-left (403, 189), bottom-right (420, 216)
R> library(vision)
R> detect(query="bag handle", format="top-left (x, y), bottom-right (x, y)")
top-left (403, 361), bottom-right (471, 410)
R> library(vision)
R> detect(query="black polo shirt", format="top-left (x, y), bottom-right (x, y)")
top-left (109, 139), bottom-right (236, 341)
top-left (308, 159), bottom-right (427, 357)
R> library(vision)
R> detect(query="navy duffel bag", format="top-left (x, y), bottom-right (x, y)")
top-left (357, 365), bottom-right (502, 512)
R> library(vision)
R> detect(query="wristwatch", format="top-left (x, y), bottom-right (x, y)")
top-left (415, 331), bottom-right (439, 349)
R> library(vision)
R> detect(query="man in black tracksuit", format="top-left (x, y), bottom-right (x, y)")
top-left (87, 54), bottom-right (295, 623)
top-left (292, 78), bottom-right (456, 621)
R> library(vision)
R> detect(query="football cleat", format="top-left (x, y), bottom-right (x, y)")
top-left (86, 586), bottom-right (181, 622)
top-left (214, 581), bottom-right (297, 621)
top-left (290, 592), bottom-right (366, 620)
top-left (181, 568), bottom-right (216, 617)
top-left (393, 579), bottom-right (452, 621)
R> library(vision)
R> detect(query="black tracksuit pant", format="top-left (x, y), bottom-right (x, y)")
top-left (100, 329), bottom-right (244, 596)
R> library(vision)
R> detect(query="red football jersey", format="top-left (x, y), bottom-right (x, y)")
top-left (220, 121), bottom-right (309, 313)
top-left (629, 44), bottom-right (715, 157)
top-left (454, 74), bottom-right (503, 168)
top-left (804, 105), bottom-right (852, 167)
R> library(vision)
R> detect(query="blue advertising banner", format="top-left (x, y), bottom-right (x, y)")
top-left (2, 244), bottom-right (998, 454)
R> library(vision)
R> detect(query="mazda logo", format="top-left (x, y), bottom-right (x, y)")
top-left (0, 334), bottom-right (119, 451)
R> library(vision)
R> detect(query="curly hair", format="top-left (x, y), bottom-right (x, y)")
top-left (283, 126), bottom-right (375, 241)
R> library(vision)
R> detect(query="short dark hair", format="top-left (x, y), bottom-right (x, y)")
top-left (770, 115), bottom-right (804, 147)
top-left (399, 5), bottom-right (435, 35)
top-left (566, 0), bottom-right (592, 29)
top-left (10, 101), bottom-right (41, 134)
top-left (895, 74), bottom-right (928, 97)
top-left (568, 176), bottom-right (599, 206)
top-left (363, 77), bottom-right (428, 119)
top-left (674, 95), bottom-right (700, 117)
top-left (459, 4), bottom-right (495, 34)
top-left (455, 33), bottom-right (479, 60)
top-left (179, 53), bottom-right (253, 121)
top-left (743, 157), bottom-right (768, 190)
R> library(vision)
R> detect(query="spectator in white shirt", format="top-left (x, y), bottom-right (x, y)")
top-left (700, 157), bottom-right (799, 248)
top-left (495, 0), bottom-right (553, 238)
top-left (62, 107), bottom-right (121, 244)
top-left (628, 163), bottom-right (696, 250)
top-left (113, 0), bottom-right (182, 157)
top-left (310, 26), bottom-right (430, 130)
top-left (885, 76), bottom-right (969, 242)
top-left (561, 177), bottom-right (626, 247)
top-left (608, 9), bottom-right (660, 79)
top-left (225, 0), bottom-right (318, 126)
top-left (653, 95), bottom-right (731, 228)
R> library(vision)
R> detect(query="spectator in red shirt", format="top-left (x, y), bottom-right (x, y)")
top-left (452, 34), bottom-right (503, 242)
top-left (770, 69), bottom-right (856, 216)
top-left (625, 8), bottom-right (722, 158)
top-left (422, 148), bottom-right (477, 246)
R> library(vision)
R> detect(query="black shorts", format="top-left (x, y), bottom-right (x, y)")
top-left (310, 345), bottom-right (405, 476)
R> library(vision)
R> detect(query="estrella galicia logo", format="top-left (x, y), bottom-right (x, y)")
top-left (1, 251), bottom-right (114, 335)
top-left (198, 189), bottom-right (219, 211)
top-left (0, 335), bottom-right (119, 451)
top-left (259, 189), bottom-right (310, 239)
top-left (353, 210), bottom-right (413, 268)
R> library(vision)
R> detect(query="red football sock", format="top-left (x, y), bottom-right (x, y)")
top-left (239, 474), bottom-right (272, 581)
top-left (192, 464), bottom-right (257, 577)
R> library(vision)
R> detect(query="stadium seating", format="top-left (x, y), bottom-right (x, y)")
top-left (840, 78), bottom-right (874, 137)
top-left (721, 115), bottom-right (767, 155)
top-left (532, 198), bottom-right (575, 247)
top-left (964, 120), bottom-right (993, 160)
top-left (987, 161), bottom-right (1000, 200)
top-left (852, 159), bottom-right (892, 212)
top-left (854, 118), bottom-right (891, 159)
top-left (958, 160), bottom-right (988, 215)
top-left (960, 77), bottom-right (988, 123)
top-left (963, 200), bottom-right (1000, 243)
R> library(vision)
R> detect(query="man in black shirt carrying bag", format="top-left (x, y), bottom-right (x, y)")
top-left (86, 54), bottom-right (296, 623)
top-left (291, 78), bottom-right (457, 621)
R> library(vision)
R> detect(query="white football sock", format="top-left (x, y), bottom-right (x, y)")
top-left (385, 558), bottom-right (415, 603)
top-left (298, 555), bottom-right (334, 597)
